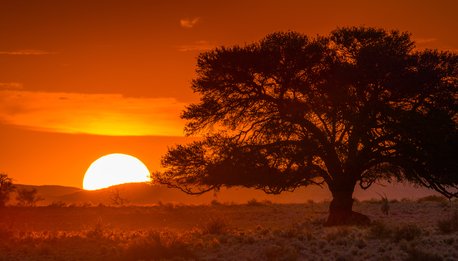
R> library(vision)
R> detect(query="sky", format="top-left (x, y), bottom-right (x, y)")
top-left (1, 0), bottom-right (457, 188)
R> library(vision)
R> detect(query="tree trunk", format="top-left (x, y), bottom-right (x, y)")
top-left (325, 180), bottom-right (370, 226)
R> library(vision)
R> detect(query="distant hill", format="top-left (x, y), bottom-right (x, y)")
top-left (10, 181), bottom-right (442, 206)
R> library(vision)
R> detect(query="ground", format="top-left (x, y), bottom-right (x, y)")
top-left (0, 198), bottom-right (457, 260)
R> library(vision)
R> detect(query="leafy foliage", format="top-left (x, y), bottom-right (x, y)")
top-left (0, 173), bottom-right (15, 207)
top-left (155, 27), bottom-right (458, 200)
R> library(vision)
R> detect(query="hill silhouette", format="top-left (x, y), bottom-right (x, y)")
top-left (11, 181), bottom-right (442, 206)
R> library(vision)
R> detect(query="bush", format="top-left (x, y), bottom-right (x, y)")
top-left (437, 211), bottom-right (458, 234)
top-left (369, 221), bottom-right (392, 239)
top-left (123, 231), bottom-right (195, 260)
top-left (203, 217), bottom-right (229, 235)
top-left (417, 195), bottom-right (448, 204)
top-left (393, 224), bottom-right (422, 242)
top-left (247, 198), bottom-right (263, 206)
top-left (263, 243), bottom-right (298, 261)
top-left (210, 199), bottom-right (222, 206)
top-left (85, 219), bottom-right (110, 239)
top-left (0, 173), bottom-right (15, 207)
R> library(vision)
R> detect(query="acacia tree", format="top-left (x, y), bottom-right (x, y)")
top-left (0, 173), bottom-right (15, 207)
top-left (154, 27), bottom-right (458, 225)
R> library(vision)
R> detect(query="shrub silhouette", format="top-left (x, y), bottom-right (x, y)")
top-left (16, 188), bottom-right (43, 207)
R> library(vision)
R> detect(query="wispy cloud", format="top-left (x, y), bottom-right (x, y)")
top-left (0, 82), bottom-right (23, 90)
top-left (0, 49), bottom-right (54, 55)
top-left (178, 40), bottom-right (215, 52)
top-left (180, 17), bottom-right (200, 28)
top-left (0, 90), bottom-right (187, 136)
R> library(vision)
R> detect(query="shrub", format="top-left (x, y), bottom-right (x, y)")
top-left (281, 222), bottom-right (310, 239)
top-left (16, 188), bottom-right (43, 206)
top-left (393, 224), bottom-right (422, 242)
top-left (369, 221), bottom-right (392, 239)
top-left (417, 195), bottom-right (448, 204)
top-left (263, 243), bottom-right (298, 261)
top-left (123, 231), bottom-right (195, 260)
top-left (0, 173), bottom-right (15, 207)
top-left (210, 199), bottom-right (222, 206)
top-left (203, 217), bottom-right (229, 235)
top-left (86, 219), bottom-right (110, 239)
top-left (437, 211), bottom-right (458, 234)
top-left (247, 198), bottom-right (263, 206)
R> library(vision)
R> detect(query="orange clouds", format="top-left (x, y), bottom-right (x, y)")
top-left (0, 49), bottom-right (54, 55)
top-left (180, 17), bottom-right (200, 28)
top-left (0, 90), bottom-right (187, 136)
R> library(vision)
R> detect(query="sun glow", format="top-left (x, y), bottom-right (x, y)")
top-left (83, 153), bottom-right (150, 190)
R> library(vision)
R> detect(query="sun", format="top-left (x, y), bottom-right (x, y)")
top-left (83, 153), bottom-right (150, 190)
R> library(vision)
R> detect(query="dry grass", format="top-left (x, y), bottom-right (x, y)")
top-left (0, 201), bottom-right (457, 260)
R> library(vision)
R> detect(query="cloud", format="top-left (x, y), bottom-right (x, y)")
top-left (180, 17), bottom-right (200, 28)
top-left (0, 82), bottom-right (23, 90)
top-left (0, 49), bottom-right (54, 55)
top-left (178, 40), bottom-right (215, 52)
top-left (0, 90), bottom-right (187, 136)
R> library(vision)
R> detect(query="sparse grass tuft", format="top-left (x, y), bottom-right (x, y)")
top-left (203, 216), bottom-right (229, 235)
top-left (369, 221), bottom-right (422, 242)
top-left (393, 223), bottom-right (422, 242)
top-left (210, 199), bottom-right (222, 206)
top-left (263, 243), bottom-right (298, 261)
top-left (404, 247), bottom-right (442, 261)
top-left (325, 227), bottom-right (351, 242)
top-left (86, 218), bottom-right (110, 239)
top-left (437, 211), bottom-right (458, 234)
top-left (369, 221), bottom-right (392, 239)
top-left (123, 230), bottom-right (195, 260)
top-left (247, 198), bottom-right (263, 206)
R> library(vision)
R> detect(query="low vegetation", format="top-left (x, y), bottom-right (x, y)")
top-left (0, 200), bottom-right (457, 260)
top-left (437, 211), bottom-right (458, 234)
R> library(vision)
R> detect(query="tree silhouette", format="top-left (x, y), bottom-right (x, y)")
top-left (16, 188), bottom-right (43, 207)
top-left (154, 27), bottom-right (457, 225)
top-left (0, 173), bottom-right (15, 207)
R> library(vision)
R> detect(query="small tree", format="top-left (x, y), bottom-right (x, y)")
top-left (16, 188), bottom-right (42, 207)
top-left (0, 173), bottom-right (15, 207)
top-left (109, 188), bottom-right (128, 206)
top-left (154, 27), bottom-right (457, 225)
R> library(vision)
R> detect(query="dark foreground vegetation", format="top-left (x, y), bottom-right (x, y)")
top-left (1, 199), bottom-right (457, 260)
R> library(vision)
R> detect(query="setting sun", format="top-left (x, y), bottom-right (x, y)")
top-left (83, 153), bottom-right (150, 190)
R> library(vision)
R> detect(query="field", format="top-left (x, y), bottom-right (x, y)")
top-left (1, 198), bottom-right (457, 261)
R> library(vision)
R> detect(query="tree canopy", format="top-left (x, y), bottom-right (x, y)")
top-left (0, 173), bottom-right (15, 207)
top-left (154, 27), bottom-right (457, 224)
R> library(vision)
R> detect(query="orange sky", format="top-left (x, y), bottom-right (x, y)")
top-left (1, 0), bottom-right (457, 188)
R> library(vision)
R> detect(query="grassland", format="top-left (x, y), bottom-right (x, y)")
top-left (1, 198), bottom-right (457, 260)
